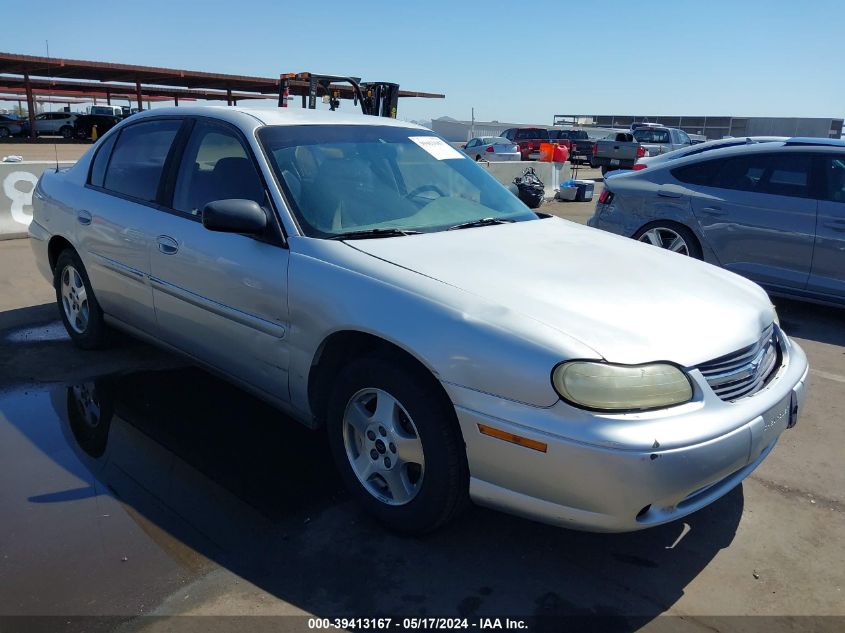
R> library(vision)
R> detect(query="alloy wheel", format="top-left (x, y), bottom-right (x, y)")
top-left (342, 388), bottom-right (425, 506)
top-left (638, 227), bottom-right (690, 255)
top-left (61, 264), bottom-right (90, 334)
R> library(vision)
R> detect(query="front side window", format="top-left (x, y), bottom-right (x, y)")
top-left (103, 119), bottom-right (181, 202)
top-left (258, 125), bottom-right (536, 238)
top-left (172, 120), bottom-right (265, 216)
top-left (678, 130), bottom-right (691, 145)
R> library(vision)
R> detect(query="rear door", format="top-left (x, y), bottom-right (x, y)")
top-left (78, 118), bottom-right (184, 333)
top-left (680, 152), bottom-right (817, 289)
top-left (808, 154), bottom-right (845, 299)
top-left (149, 117), bottom-right (291, 400)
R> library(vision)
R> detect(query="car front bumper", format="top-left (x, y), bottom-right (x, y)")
top-left (444, 336), bottom-right (808, 532)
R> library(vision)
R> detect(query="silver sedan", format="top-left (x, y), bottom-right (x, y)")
top-left (30, 107), bottom-right (808, 534)
top-left (463, 136), bottom-right (521, 161)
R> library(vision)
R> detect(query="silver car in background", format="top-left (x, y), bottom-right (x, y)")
top-left (462, 136), bottom-right (520, 161)
top-left (590, 138), bottom-right (845, 305)
top-left (30, 107), bottom-right (808, 534)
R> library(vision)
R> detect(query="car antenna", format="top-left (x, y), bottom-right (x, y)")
top-left (46, 39), bottom-right (59, 172)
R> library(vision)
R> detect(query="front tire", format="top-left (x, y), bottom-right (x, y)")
top-left (54, 249), bottom-right (110, 349)
top-left (60, 126), bottom-right (74, 139)
top-left (326, 351), bottom-right (469, 534)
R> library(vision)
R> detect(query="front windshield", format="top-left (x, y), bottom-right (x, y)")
top-left (258, 125), bottom-right (536, 238)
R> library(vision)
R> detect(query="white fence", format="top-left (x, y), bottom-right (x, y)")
top-left (1, 162), bottom-right (75, 240)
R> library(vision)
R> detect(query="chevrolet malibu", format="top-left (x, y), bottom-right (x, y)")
top-left (30, 107), bottom-right (809, 534)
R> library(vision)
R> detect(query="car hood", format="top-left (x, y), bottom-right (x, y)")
top-left (348, 218), bottom-right (775, 367)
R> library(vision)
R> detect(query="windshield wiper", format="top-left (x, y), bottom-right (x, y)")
top-left (447, 217), bottom-right (516, 231)
top-left (328, 228), bottom-right (421, 240)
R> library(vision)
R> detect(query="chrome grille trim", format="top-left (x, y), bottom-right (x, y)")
top-left (698, 325), bottom-right (781, 401)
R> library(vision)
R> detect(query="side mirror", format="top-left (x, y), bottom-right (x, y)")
top-left (202, 199), bottom-right (267, 235)
top-left (461, 144), bottom-right (467, 149)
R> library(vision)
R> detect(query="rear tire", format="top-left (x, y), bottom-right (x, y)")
top-left (0, 127), bottom-right (9, 139)
top-left (54, 249), bottom-right (110, 349)
top-left (60, 126), bottom-right (74, 139)
top-left (326, 351), bottom-right (469, 534)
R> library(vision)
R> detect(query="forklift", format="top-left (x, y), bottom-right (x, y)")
top-left (278, 72), bottom-right (401, 118)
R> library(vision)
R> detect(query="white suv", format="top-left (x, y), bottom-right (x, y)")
top-left (34, 112), bottom-right (78, 138)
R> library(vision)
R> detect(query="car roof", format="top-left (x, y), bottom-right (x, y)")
top-left (644, 136), bottom-right (788, 162)
top-left (784, 137), bottom-right (845, 148)
top-left (127, 105), bottom-right (428, 130)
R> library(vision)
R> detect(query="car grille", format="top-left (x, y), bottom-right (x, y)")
top-left (698, 325), bottom-right (781, 401)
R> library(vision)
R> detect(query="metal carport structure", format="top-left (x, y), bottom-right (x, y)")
top-left (0, 51), bottom-right (444, 139)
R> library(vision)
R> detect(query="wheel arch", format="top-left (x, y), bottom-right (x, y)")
top-left (307, 330), bottom-right (456, 430)
top-left (48, 235), bottom-right (76, 272)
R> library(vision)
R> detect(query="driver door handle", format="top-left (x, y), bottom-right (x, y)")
top-left (77, 209), bottom-right (92, 225)
top-left (157, 235), bottom-right (179, 255)
top-left (701, 206), bottom-right (725, 216)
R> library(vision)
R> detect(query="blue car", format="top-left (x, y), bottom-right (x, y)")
top-left (589, 138), bottom-right (845, 306)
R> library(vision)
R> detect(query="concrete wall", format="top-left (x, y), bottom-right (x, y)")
top-left (1, 162), bottom-right (75, 240)
top-left (481, 160), bottom-right (571, 200)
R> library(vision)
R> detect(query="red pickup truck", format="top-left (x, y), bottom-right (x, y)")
top-left (500, 127), bottom-right (551, 161)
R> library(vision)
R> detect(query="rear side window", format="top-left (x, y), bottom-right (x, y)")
top-left (103, 119), bottom-right (182, 202)
top-left (821, 156), bottom-right (845, 203)
top-left (674, 153), bottom-right (813, 197)
top-left (711, 156), bottom-right (765, 192)
top-left (89, 133), bottom-right (117, 188)
top-left (757, 154), bottom-right (811, 197)
top-left (672, 159), bottom-right (722, 186)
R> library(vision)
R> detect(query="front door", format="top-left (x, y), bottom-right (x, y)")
top-left (808, 155), bottom-right (845, 300)
top-left (149, 118), bottom-right (290, 401)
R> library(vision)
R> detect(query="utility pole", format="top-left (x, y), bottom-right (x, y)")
top-left (470, 107), bottom-right (475, 140)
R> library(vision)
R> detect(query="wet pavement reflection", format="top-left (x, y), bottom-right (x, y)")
top-left (0, 367), bottom-right (745, 626)
top-left (0, 368), bottom-right (344, 618)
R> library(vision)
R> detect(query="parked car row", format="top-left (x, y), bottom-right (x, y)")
top-left (589, 137), bottom-right (845, 305)
top-left (0, 110), bottom-right (130, 140)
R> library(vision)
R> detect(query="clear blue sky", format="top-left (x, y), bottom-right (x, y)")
top-left (4, 0), bottom-right (842, 124)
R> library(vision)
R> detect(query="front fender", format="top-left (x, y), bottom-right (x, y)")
top-left (286, 238), bottom-right (601, 415)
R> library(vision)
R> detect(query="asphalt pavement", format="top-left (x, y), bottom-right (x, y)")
top-left (0, 167), bottom-right (843, 633)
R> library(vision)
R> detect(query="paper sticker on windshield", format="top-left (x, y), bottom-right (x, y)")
top-left (409, 136), bottom-right (465, 160)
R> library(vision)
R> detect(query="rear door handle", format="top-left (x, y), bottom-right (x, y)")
top-left (657, 189), bottom-right (683, 199)
top-left (823, 220), bottom-right (845, 232)
top-left (77, 209), bottom-right (92, 225)
top-left (700, 206), bottom-right (726, 216)
top-left (157, 235), bottom-right (179, 255)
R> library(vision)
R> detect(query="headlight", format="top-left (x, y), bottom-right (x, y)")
top-left (552, 361), bottom-right (693, 412)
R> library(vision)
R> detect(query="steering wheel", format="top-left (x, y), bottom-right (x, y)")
top-left (405, 184), bottom-right (446, 200)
